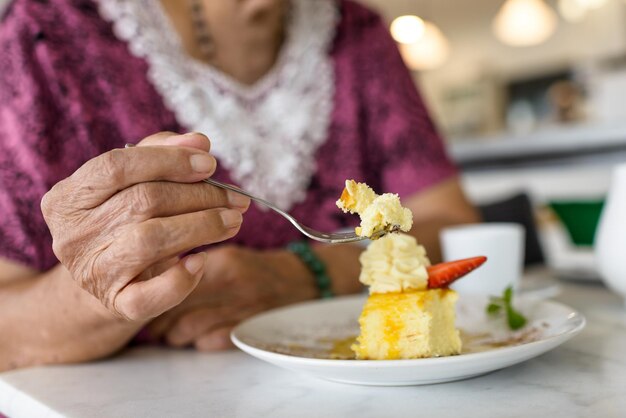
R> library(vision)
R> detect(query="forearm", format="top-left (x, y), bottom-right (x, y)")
top-left (315, 244), bottom-right (364, 295)
top-left (0, 264), bottom-right (143, 371)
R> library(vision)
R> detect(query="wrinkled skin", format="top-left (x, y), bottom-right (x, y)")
top-left (149, 245), bottom-right (318, 350)
top-left (41, 132), bottom-right (250, 321)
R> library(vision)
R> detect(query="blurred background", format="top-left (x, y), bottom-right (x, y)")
top-left (365, 0), bottom-right (626, 140)
top-left (361, 0), bottom-right (626, 280)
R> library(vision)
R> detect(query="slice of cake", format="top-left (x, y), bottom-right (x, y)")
top-left (353, 288), bottom-right (461, 360)
top-left (336, 180), bottom-right (486, 360)
top-left (336, 180), bottom-right (412, 238)
top-left (351, 233), bottom-right (462, 359)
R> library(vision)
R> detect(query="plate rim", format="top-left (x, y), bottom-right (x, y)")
top-left (230, 295), bottom-right (587, 368)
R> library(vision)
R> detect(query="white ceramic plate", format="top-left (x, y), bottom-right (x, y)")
top-left (231, 294), bottom-right (585, 386)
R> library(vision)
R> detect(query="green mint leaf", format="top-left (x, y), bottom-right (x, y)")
top-left (506, 306), bottom-right (528, 330)
top-left (486, 303), bottom-right (502, 315)
top-left (486, 286), bottom-right (528, 330)
top-left (503, 286), bottom-right (513, 305)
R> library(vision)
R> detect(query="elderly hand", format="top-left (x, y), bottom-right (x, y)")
top-left (41, 132), bottom-right (250, 322)
top-left (148, 245), bottom-right (318, 350)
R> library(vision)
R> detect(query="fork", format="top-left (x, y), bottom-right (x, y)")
top-left (125, 143), bottom-right (390, 243)
top-left (202, 177), bottom-right (393, 244)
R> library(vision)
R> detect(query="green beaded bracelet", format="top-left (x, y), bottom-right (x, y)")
top-left (287, 241), bottom-right (334, 299)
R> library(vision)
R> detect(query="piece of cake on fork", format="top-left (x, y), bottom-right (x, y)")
top-left (336, 180), bottom-right (413, 238)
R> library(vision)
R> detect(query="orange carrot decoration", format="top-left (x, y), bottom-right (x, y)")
top-left (427, 256), bottom-right (487, 289)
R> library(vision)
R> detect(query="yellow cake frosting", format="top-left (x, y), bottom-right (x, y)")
top-left (336, 180), bottom-right (413, 238)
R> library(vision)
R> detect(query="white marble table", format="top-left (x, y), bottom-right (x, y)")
top-left (1, 281), bottom-right (626, 418)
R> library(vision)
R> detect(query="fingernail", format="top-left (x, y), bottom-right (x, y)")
top-left (227, 190), bottom-right (250, 208)
top-left (165, 133), bottom-right (205, 144)
top-left (220, 209), bottom-right (243, 228)
top-left (184, 253), bottom-right (206, 275)
top-left (184, 132), bottom-right (206, 138)
top-left (190, 154), bottom-right (216, 173)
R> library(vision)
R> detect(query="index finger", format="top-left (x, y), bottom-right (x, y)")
top-left (134, 131), bottom-right (212, 152)
top-left (63, 139), bottom-right (218, 209)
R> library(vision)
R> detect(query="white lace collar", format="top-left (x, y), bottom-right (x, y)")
top-left (97, 0), bottom-right (338, 211)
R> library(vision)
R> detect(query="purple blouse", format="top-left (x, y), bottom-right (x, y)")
top-left (0, 0), bottom-right (456, 271)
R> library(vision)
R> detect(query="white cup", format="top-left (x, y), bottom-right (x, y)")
top-left (440, 223), bottom-right (525, 296)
